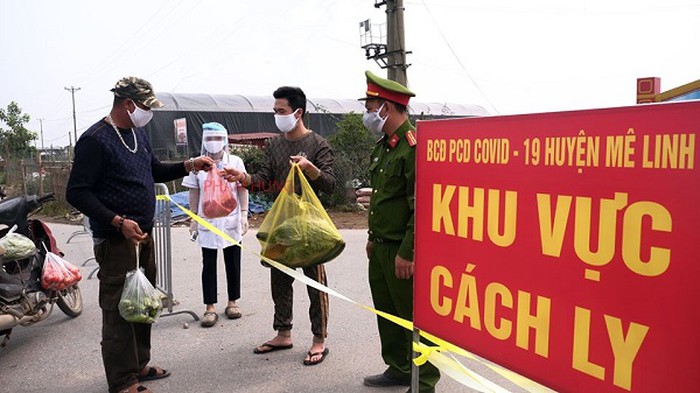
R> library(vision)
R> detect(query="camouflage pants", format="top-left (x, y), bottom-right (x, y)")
top-left (270, 264), bottom-right (329, 342)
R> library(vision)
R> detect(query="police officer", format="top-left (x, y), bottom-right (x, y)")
top-left (360, 71), bottom-right (440, 393)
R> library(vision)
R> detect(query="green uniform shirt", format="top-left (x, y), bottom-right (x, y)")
top-left (368, 119), bottom-right (416, 261)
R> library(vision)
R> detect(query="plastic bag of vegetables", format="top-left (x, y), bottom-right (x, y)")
top-left (256, 163), bottom-right (345, 268)
top-left (0, 229), bottom-right (36, 261)
top-left (118, 245), bottom-right (162, 323)
top-left (41, 251), bottom-right (82, 290)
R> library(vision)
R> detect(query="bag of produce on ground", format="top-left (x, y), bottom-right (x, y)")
top-left (256, 163), bottom-right (345, 268)
top-left (202, 168), bottom-right (237, 218)
top-left (41, 250), bottom-right (82, 290)
top-left (118, 245), bottom-right (162, 323)
top-left (0, 228), bottom-right (36, 261)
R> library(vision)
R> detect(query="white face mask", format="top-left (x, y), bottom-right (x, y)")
top-left (204, 140), bottom-right (227, 154)
top-left (274, 109), bottom-right (300, 133)
top-left (128, 102), bottom-right (154, 128)
top-left (362, 103), bottom-right (388, 133)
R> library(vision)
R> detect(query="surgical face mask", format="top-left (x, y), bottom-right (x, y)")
top-left (128, 102), bottom-right (154, 128)
top-left (362, 103), bottom-right (387, 133)
top-left (204, 140), bottom-right (227, 154)
top-left (274, 109), bottom-right (300, 133)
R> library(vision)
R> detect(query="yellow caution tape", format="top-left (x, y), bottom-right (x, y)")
top-left (158, 195), bottom-right (554, 393)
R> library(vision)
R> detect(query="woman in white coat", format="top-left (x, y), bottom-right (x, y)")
top-left (182, 122), bottom-right (249, 327)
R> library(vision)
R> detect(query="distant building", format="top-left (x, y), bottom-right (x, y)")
top-left (637, 77), bottom-right (700, 104)
top-left (145, 93), bottom-right (488, 159)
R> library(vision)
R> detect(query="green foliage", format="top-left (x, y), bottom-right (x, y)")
top-left (231, 145), bottom-right (266, 175)
top-left (328, 113), bottom-right (376, 188)
top-left (231, 145), bottom-right (274, 203)
top-left (0, 102), bottom-right (36, 159)
top-left (38, 200), bottom-right (72, 217)
top-left (321, 113), bottom-right (377, 206)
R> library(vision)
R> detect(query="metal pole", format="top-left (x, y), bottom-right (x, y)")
top-left (411, 328), bottom-right (420, 393)
top-left (38, 118), bottom-right (44, 196)
top-left (386, 0), bottom-right (408, 86)
top-left (64, 86), bottom-right (81, 142)
top-left (38, 118), bottom-right (45, 150)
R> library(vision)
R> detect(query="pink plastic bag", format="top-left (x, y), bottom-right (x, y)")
top-left (202, 169), bottom-right (237, 218)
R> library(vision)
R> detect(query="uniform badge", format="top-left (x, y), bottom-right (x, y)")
top-left (388, 133), bottom-right (400, 148)
top-left (405, 131), bottom-right (417, 147)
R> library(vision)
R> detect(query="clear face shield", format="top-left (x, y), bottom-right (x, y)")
top-left (200, 122), bottom-right (229, 162)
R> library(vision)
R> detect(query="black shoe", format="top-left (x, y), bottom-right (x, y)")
top-left (364, 372), bottom-right (411, 387)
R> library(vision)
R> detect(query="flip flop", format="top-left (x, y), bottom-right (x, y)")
top-left (137, 366), bottom-right (170, 382)
top-left (303, 348), bottom-right (329, 366)
top-left (253, 342), bottom-right (294, 354)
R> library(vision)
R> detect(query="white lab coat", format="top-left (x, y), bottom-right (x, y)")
top-left (182, 153), bottom-right (246, 249)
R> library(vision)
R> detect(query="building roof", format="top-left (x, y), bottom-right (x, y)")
top-left (228, 132), bottom-right (279, 141)
top-left (155, 92), bottom-right (488, 116)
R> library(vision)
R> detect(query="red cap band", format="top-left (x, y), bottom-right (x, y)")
top-left (366, 82), bottom-right (411, 106)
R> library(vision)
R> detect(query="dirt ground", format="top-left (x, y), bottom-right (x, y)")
top-left (242, 209), bottom-right (369, 230)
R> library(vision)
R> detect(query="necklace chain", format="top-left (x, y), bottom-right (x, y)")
top-left (107, 116), bottom-right (138, 154)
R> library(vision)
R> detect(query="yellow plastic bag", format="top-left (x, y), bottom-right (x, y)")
top-left (256, 163), bottom-right (345, 268)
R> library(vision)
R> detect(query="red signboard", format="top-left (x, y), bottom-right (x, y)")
top-left (414, 101), bottom-right (700, 393)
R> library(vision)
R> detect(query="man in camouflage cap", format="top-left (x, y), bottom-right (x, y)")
top-left (110, 76), bottom-right (164, 109)
top-left (67, 77), bottom-right (213, 393)
top-left (360, 70), bottom-right (440, 393)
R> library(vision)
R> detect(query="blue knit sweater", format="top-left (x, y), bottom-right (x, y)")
top-left (66, 119), bottom-right (186, 238)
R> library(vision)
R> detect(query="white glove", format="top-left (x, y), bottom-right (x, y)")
top-left (240, 212), bottom-right (249, 236)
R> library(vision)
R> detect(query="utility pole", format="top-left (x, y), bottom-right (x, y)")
top-left (385, 0), bottom-right (408, 86)
top-left (37, 118), bottom-right (44, 196)
top-left (362, 1), bottom-right (410, 86)
top-left (64, 85), bottom-right (81, 142)
top-left (38, 118), bottom-right (45, 150)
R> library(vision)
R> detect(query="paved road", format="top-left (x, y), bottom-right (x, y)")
top-left (0, 223), bottom-right (531, 393)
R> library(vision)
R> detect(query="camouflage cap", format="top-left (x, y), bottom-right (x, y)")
top-left (110, 76), bottom-right (164, 109)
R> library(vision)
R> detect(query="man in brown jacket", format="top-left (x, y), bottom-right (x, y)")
top-left (224, 86), bottom-right (335, 366)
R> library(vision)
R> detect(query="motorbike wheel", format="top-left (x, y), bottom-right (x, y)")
top-left (56, 284), bottom-right (83, 317)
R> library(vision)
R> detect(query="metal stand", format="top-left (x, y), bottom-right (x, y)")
top-left (411, 328), bottom-right (420, 393)
top-left (73, 217), bottom-right (99, 279)
top-left (66, 216), bottom-right (90, 244)
top-left (153, 183), bottom-right (198, 321)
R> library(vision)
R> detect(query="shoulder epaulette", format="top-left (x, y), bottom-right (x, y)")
top-left (405, 130), bottom-right (417, 147)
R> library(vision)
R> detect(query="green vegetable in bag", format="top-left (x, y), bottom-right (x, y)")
top-left (0, 232), bottom-right (36, 260)
top-left (118, 267), bottom-right (163, 324)
top-left (260, 214), bottom-right (345, 268)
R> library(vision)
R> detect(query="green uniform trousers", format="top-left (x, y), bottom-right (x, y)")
top-left (369, 241), bottom-right (440, 392)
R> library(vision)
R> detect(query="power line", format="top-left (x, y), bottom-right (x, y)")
top-left (419, 0), bottom-right (498, 113)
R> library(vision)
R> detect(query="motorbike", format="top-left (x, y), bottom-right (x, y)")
top-left (0, 194), bottom-right (83, 347)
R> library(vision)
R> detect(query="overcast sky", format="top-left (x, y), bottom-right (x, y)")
top-left (1, 0), bottom-right (698, 147)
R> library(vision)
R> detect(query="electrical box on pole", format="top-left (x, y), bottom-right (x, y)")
top-left (359, 0), bottom-right (411, 86)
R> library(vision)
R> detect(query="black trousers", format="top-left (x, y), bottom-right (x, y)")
top-left (201, 245), bottom-right (241, 305)
top-left (94, 235), bottom-right (155, 393)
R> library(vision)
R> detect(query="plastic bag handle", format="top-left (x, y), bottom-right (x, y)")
top-left (135, 243), bottom-right (140, 269)
top-left (282, 162), bottom-right (306, 195)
